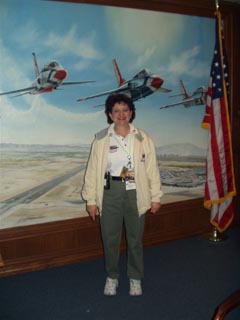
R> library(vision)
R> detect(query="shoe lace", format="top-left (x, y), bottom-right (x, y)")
top-left (107, 278), bottom-right (117, 289)
top-left (130, 279), bottom-right (141, 289)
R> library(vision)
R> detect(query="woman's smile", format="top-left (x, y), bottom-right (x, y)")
top-left (109, 102), bottom-right (132, 124)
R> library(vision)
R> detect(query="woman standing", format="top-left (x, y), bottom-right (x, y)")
top-left (82, 94), bottom-right (163, 296)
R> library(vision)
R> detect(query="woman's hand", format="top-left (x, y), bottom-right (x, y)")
top-left (150, 202), bottom-right (161, 214)
top-left (87, 205), bottom-right (99, 221)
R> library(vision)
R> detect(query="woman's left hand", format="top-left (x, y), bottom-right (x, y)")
top-left (150, 202), bottom-right (161, 214)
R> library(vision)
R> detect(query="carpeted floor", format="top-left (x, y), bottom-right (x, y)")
top-left (1, 225), bottom-right (240, 320)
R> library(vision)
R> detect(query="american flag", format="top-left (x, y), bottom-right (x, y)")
top-left (201, 11), bottom-right (236, 232)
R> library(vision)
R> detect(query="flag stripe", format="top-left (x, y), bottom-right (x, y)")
top-left (213, 98), bottom-right (227, 195)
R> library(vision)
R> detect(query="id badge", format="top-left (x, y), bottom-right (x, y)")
top-left (126, 180), bottom-right (136, 190)
top-left (125, 171), bottom-right (136, 190)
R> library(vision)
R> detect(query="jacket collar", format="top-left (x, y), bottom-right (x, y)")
top-left (96, 125), bottom-right (143, 142)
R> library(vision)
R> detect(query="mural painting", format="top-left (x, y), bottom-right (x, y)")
top-left (0, 0), bottom-right (215, 229)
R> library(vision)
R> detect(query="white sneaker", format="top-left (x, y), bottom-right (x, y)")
top-left (104, 277), bottom-right (118, 296)
top-left (129, 279), bottom-right (142, 296)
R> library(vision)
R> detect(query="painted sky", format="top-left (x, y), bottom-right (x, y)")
top-left (0, 0), bottom-right (215, 147)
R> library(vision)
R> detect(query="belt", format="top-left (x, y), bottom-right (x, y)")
top-left (111, 176), bottom-right (125, 181)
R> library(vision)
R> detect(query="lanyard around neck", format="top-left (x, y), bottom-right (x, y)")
top-left (113, 134), bottom-right (132, 168)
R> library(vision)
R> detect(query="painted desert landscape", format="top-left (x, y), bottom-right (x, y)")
top-left (0, 143), bottom-right (206, 229)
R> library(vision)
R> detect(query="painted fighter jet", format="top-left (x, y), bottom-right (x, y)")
top-left (77, 59), bottom-right (171, 104)
top-left (0, 52), bottom-right (94, 97)
top-left (160, 80), bottom-right (207, 110)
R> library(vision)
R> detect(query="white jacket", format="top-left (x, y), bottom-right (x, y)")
top-left (81, 127), bottom-right (163, 215)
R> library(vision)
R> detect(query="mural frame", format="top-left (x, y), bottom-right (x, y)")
top-left (0, 0), bottom-right (239, 277)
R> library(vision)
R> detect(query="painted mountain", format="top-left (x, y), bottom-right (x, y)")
top-left (156, 143), bottom-right (207, 158)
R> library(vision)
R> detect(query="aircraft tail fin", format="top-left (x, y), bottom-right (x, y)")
top-left (113, 59), bottom-right (125, 87)
top-left (179, 80), bottom-right (189, 99)
top-left (32, 52), bottom-right (40, 77)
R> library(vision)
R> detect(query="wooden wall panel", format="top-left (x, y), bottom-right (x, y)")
top-left (0, 199), bottom-right (215, 277)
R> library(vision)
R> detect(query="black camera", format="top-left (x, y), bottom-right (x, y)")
top-left (104, 172), bottom-right (111, 189)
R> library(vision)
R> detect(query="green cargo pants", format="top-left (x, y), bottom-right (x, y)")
top-left (100, 179), bottom-right (145, 280)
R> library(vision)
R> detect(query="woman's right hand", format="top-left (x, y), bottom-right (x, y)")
top-left (87, 205), bottom-right (99, 221)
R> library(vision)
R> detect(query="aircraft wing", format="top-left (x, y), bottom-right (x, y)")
top-left (62, 80), bottom-right (95, 86)
top-left (77, 87), bottom-right (126, 102)
top-left (155, 87), bottom-right (172, 93)
top-left (160, 97), bottom-right (197, 109)
top-left (0, 86), bottom-right (36, 96)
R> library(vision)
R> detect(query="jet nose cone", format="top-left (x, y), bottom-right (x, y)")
top-left (151, 77), bottom-right (163, 89)
top-left (55, 69), bottom-right (67, 81)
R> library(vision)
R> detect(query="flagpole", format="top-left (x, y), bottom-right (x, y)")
top-left (202, 0), bottom-right (235, 240)
top-left (207, 0), bottom-right (225, 243)
top-left (212, 1), bottom-right (224, 244)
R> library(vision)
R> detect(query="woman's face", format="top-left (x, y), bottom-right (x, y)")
top-left (109, 102), bottom-right (132, 125)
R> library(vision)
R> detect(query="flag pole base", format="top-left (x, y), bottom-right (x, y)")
top-left (207, 227), bottom-right (227, 242)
